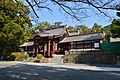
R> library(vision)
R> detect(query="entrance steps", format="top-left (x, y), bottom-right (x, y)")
top-left (27, 54), bottom-right (64, 63)
top-left (49, 54), bottom-right (64, 63)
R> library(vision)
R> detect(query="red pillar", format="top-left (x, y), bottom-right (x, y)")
top-left (48, 40), bottom-right (51, 57)
top-left (43, 42), bottom-right (47, 57)
top-left (36, 46), bottom-right (38, 56)
top-left (52, 41), bottom-right (55, 51)
top-left (35, 46), bottom-right (38, 57)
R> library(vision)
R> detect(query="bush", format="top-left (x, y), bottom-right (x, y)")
top-left (7, 55), bottom-right (16, 61)
top-left (2, 53), bottom-right (13, 61)
top-left (11, 52), bottom-right (29, 61)
top-left (37, 54), bottom-right (43, 59)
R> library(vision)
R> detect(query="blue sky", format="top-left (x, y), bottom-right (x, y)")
top-left (36, 9), bottom-right (117, 28)
top-left (27, 1), bottom-right (118, 28)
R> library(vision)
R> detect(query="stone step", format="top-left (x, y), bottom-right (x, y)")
top-left (50, 55), bottom-right (64, 63)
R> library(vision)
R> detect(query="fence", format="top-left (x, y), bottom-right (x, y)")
top-left (63, 50), bottom-right (117, 64)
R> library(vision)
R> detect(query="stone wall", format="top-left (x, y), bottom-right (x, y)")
top-left (63, 50), bottom-right (117, 64)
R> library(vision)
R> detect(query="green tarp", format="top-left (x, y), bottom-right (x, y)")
top-left (100, 42), bottom-right (120, 54)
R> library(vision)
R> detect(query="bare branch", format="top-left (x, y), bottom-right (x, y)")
top-left (32, 0), bottom-right (52, 12)
top-left (86, 0), bottom-right (112, 19)
top-left (26, 0), bottom-right (39, 18)
top-left (52, 0), bottom-right (82, 21)
top-left (24, 0), bottom-right (120, 21)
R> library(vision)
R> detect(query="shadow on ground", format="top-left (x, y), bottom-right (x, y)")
top-left (0, 63), bottom-right (120, 80)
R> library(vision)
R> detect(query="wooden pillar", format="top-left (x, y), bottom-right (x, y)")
top-left (33, 46), bottom-right (35, 57)
top-left (52, 41), bottom-right (55, 51)
top-left (35, 46), bottom-right (38, 57)
top-left (55, 43), bottom-right (58, 50)
top-left (36, 46), bottom-right (38, 56)
top-left (43, 42), bottom-right (47, 57)
top-left (47, 40), bottom-right (51, 57)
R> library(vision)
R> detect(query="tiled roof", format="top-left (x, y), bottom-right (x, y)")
top-left (20, 42), bottom-right (34, 47)
top-left (35, 27), bottom-right (66, 37)
top-left (59, 33), bottom-right (105, 43)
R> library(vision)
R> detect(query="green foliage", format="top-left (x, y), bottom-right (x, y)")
top-left (110, 19), bottom-right (120, 38)
top-left (7, 54), bottom-right (16, 61)
top-left (11, 52), bottom-right (29, 61)
top-left (103, 25), bottom-right (112, 35)
top-left (54, 22), bottom-right (62, 27)
top-left (0, 0), bottom-right (32, 54)
top-left (35, 21), bottom-right (62, 31)
top-left (76, 25), bottom-right (91, 33)
top-left (35, 21), bottom-right (50, 31)
top-left (92, 23), bottom-right (103, 32)
top-left (36, 54), bottom-right (43, 59)
top-left (112, 19), bottom-right (120, 26)
top-left (0, 52), bottom-right (15, 61)
top-left (67, 26), bottom-right (74, 32)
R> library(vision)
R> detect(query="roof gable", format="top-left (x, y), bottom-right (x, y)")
top-left (60, 33), bottom-right (105, 43)
top-left (34, 26), bottom-right (69, 38)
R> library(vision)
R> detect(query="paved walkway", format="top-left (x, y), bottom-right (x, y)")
top-left (0, 61), bottom-right (120, 80)
top-left (18, 62), bottom-right (120, 72)
top-left (0, 61), bottom-right (120, 71)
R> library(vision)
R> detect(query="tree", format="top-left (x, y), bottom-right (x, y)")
top-left (92, 23), bottom-right (103, 32)
top-left (54, 22), bottom-right (62, 27)
top-left (50, 22), bottom-right (63, 28)
top-left (67, 25), bottom-right (74, 31)
top-left (17, 0), bottom-right (120, 21)
top-left (76, 25), bottom-right (91, 33)
top-left (35, 21), bottom-right (50, 31)
top-left (103, 25), bottom-right (112, 35)
top-left (0, 0), bottom-right (32, 54)
top-left (35, 21), bottom-right (63, 31)
top-left (110, 19), bottom-right (120, 37)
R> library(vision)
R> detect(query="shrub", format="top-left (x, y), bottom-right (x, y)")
top-left (37, 54), bottom-right (43, 59)
top-left (11, 52), bottom-right (29, 61)
top-left (7, 55), bottom-right (16, 61)
top-left (2, 52), bottom-right (12, 61)
top-left (23, 53), bottom-right (29, 60)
